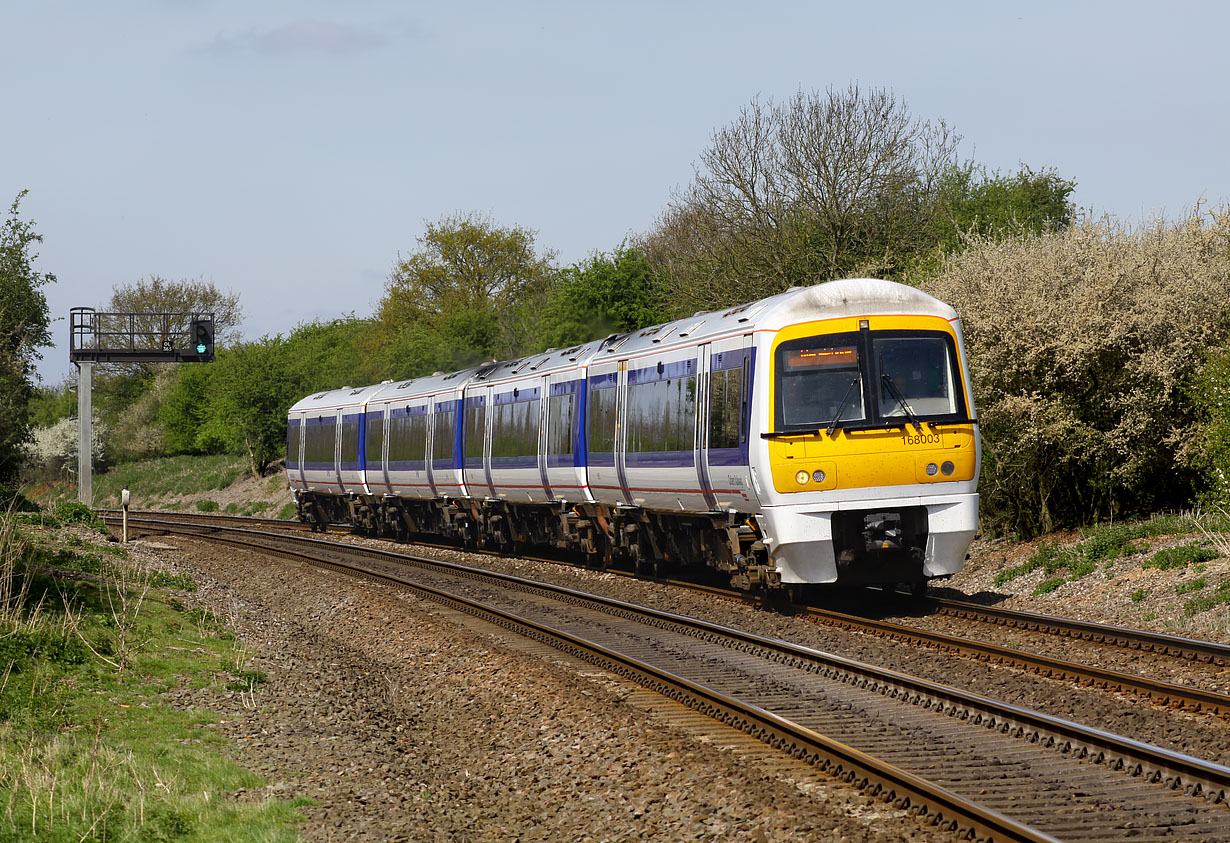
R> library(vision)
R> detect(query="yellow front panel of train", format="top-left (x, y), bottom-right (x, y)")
top-left (767, 314), bottom-right (976, 494)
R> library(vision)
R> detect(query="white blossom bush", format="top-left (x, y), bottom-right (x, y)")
top-left (25, 418), bottom-right (109, 477)
top-left (921, 207), bottom-right (1230, 535)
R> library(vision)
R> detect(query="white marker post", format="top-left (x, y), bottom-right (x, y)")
top-left (121, 486), bottom-right (130, 543)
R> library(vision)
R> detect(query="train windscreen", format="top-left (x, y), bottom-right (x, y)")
top-left (775, 330), bottom-right (965, 432)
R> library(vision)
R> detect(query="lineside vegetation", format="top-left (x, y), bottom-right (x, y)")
top-left (0, 504), bottom-right (306, 840)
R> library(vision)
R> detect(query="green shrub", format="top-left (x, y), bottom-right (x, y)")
top-left (53, 501), bottom-right (106, 532)
top-left (993, 558), bottom-right (1040, 586)
top-left (195, 500), bottom-right (219, 513)
top-left (1143, 544), bottom-right (1219, 571)
top-left (1184, 580), bottom-right (1230, 615)
top-left (922, 211), bottom-right (1230, 536)
top-left (1034, 577), bottom-right (1066, 595)
top-left (1130, 587), bottom-right (1149, 602)
top-left (1187, 343), bottom-right (1230, 506)
top-left (1176, 578), bottom-right (1207, 595)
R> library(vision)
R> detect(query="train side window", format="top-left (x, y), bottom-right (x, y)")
top-left (286, 419), bottom-right (302, 468)
top-left (708, 365), bottom-right (744, 450)
top-left (546, 392), bottom-right (574, 456)
top-left (627, 375), bottom-right (696, 452)
top-left (339, 414), bottom-right (361, 468)
top-left (431, 408), bottom-right (455, 462)
top-left (365, 412), bottom-right (384, 465)
top-left (587, 383), bottom-right (618, 453)
top-left (388, 409), bottom-right (427, 464)
top-left (492, 397), bottom-right (539, 459)
top-left (464, 399), bottom-right (485, 462)
top-left (304, 417), bottom-right (335, 466)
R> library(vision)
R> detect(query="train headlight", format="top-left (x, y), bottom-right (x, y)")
top-left (795, 470), bottom-right (810, 486)
top-left (941, 461), bottom-right (955, 476)
top-left (812, 469), bottom-right (826, 483)
top-left (925, 463), bottom-right (939, 476)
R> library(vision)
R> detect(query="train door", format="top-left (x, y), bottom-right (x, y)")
top-left (463, 386), bottom-right (493, 498)
top-left (612, 361), bottom-right (634, 506)
top-left (694, 345), bottom-right (718, 511)
top-left (363, 403), bottom-right (390, 496)
top-left (702, 333), bottom-right (756, 512)
top-left (536, 373), bottom-right (553, 500)
top-left (331, 408), bottom-right (344, 492)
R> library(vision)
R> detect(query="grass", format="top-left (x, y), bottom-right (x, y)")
top-left (27, 455), bottom-right (251, 512)
top-left (995, 512), bottom-right (1230, 594)
top-left (1185, 579), bottom-right (1230, 616)
top-left (1176, 578), bottom-right (1207, 595)
top-left (1143, 544), bottom-right (1220, 571)
top-left (0, 507), bottom-right (304, 840)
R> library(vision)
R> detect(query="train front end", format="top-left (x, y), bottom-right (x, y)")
top-left (751, 280), bottom-right (980, 587)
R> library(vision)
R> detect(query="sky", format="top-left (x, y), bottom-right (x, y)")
top-left (4, 0), bottom-right (1229, 385)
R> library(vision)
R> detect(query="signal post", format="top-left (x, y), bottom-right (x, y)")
top-left (68, 309), bottom-right (215, 507)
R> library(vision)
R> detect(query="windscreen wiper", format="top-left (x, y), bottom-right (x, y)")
top-left (826, 377), bottom-right (861, 436)
top-left (881, 374), bottom-right (922, 431)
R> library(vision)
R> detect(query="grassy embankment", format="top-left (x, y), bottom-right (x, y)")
top-left (989, 511), bottom-right (1230, 619)
top-left (26, 455), bottom-right (296, 520)
top-left (0, 501), bottom-right (307, 840)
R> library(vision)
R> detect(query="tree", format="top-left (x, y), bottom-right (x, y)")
top-left (644, 85), bottom-right (961, 314)
top-left (539, 244), bottom-right (669, 348)
top-left (375, 213), bottom-right (557, 375)
top-left (280, 317), bottom-right (378, 390)
top-left (159, 318), bottom-right (376, 470)
top-left (102, 275), bottom-right (243, 346)
top-left (922, 209), bottom-right (1230, 536)
top-left (209, 339), bottom-right (303, 477)
top-left (90, 275), bottom-right (244, 431)
top-left (932, 165), bottom-right (1074, 249)
top-left (1188, 342), bottom-right (1230, 505)
top-left (0, 191), bottom-right (56, 487)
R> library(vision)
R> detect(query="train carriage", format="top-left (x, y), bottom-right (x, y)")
top-left (286, 278), bottom-right (980, 592)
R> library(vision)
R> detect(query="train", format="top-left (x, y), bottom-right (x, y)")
top-left (285, 277), bottom-right (980, 593)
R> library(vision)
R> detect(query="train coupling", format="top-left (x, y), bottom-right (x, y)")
top-left (731, 564), bottom-right (781, 592)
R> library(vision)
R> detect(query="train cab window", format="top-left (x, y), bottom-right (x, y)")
top-left (774, 329), bottom-right (966, 432)
top-left (776, 336), bottom-right (866, 431)
top-left (874, 337), bottom-right (956, 417)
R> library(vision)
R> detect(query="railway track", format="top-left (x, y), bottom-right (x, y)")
top-left (110, 512), bottom-right (1230, 841)
top-left (101, 509), bottom-right (1230, 715)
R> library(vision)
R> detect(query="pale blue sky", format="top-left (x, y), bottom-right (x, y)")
top-left (4, 1), bottom-right (1228, 384)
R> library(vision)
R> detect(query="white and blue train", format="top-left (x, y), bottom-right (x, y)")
top-left (285, 278), bottom-right (980, 591)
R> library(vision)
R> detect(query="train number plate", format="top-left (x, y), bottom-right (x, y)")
top-left (901, 430), bottom-right (943, 447)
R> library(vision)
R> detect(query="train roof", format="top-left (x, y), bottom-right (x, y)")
top-left (287, 279), bottom-right (958, 414)
top-left (585, 278), bottom-right (957, 361)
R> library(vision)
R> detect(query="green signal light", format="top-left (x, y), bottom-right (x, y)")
top-left (196, 343), bottom-right (207, 354)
